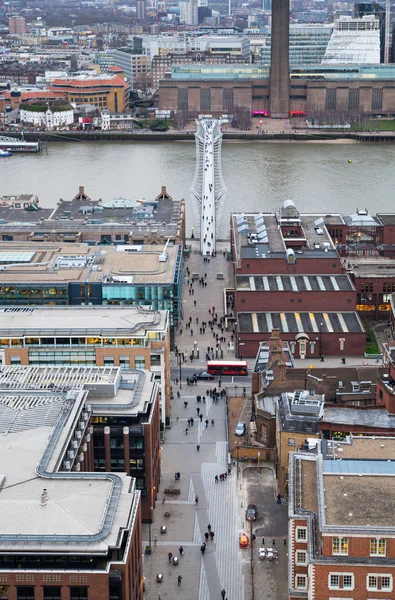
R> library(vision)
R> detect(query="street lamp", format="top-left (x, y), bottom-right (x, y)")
top-left (148, 506), bottom-right (153, 547)
top-left (257, 452), bottom-right (260, 470)
top-left (319, 321), bottom-right (324, 359)
top-left (176, 351), bottom-right (182, 390)
top-left (236, 443), bottom-right (240, 479)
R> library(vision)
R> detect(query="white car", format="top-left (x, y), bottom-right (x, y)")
top-left (235, 422), bottom-right (246, 436)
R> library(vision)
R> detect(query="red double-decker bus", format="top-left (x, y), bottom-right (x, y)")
top-left (206, 360), bottom-right (248, 376)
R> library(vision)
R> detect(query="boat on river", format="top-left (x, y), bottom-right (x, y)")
top-left (0, 136), bottom-right (40, 153)
top-left (0, 149), bottom-right (12, 157)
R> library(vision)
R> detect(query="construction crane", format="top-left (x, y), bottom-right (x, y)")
top-left (385, 0), bottom-right (390, 63)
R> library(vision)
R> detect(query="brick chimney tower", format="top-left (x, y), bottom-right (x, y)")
top-left (269, 0), bottom-right (290, 118)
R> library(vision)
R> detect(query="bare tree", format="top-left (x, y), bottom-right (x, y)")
top-left (134, 73), bottom-right (153, 101)
top-left (173, 110), bottom-right (189, 130)
top-left (232, 106), bottom-right (251, 130)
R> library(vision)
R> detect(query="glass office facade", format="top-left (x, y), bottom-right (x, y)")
top-left (0, 246), bottom-right (183, 326)
top-left (171, 63), bottom-right (395, 81)
top-left (261, 24), bottom-right (333, 66)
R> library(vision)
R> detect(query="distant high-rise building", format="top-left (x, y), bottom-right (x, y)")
top-left (8, 16), bottom-right (26, 34)
top-left (323, 15), bottom-right (380, 64)
top-left (261, 23), bottom-right (333, 65)
top-left (136, 0), bottom-right (146, 23)
top-left (355, 2), bottom-right (385, 62)
top-left (269, 0), bottom-right (289, 118)
top-left (179, 0), bottom-right (198, 25)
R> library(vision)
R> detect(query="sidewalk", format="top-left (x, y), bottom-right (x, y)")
top-left (142, 240), bottom-right (245, 600)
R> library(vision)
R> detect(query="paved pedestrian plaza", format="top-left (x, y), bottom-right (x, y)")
top-left (142, 241), bottom-right (288, 600)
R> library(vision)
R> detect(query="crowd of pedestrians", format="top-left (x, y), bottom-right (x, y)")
top-left (156, 235), bottom-right (236, 598)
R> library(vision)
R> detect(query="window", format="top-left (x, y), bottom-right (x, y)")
top-left (343, 575), bottom-right (353, 589)
top-left (349, 88), bottom-right (360, 111)
top-left (178, 88), bottom-right (188, 110)
top-left (43, 589), bottom-right (61, 600)
top-left (223, 88), bottom-right (234, 110)
top-left (200, 88), bottom-right (211, 111)
top-left (0, 586), bottom-right (9, 599)
top-left (332, 537), bottom-right (348, 555)
top-left (367, 574), bottom-right (392, 591)
top-left (70, 588), bottom-right (88, 600)
top-left (295, 575), bottom-right (307, 590)
top-left (17, 588), bottom-right (35, 600)
top-left (288, 438), bottom-right (296, 446)
top-left (150, 353), bottom-right (161, 366)
top-left (372, 87), bottom-right (383, 111)
top-left (134, 356), bottom-right (146, 369)
top-left (10, 356), bottom-right (22, 365)
top-left (329, 573), bottom-right (354, 591)
top-left (130, 458), bottom-right (144, 470)
top-left (296, 550), bottom-right (307, 565)
top-left (103, 356), bottom-right (115, 366)
top-left (296, 527), bottom-right (307, 542)
top-left (326, 88), bottom-right (336, 111)
top-left (370, 538), bottom-right (386, 556)
top-left (119, 356), bottom-right (130, 369)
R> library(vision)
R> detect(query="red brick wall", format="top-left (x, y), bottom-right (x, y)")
top-left (238, 331), bottom-right (365, 358)
top-left (314, 562), bottom-right (395, 600)
top-left (235, 257), bottom-right (344, 275)
top-left (235, 291), bottom-right (356, 313)
top-left (142, 388), bottom-right (161, 521)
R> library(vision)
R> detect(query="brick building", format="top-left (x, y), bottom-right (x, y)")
top-left (8, 16), bottom-right (26, 34)
top-left (151, 51), bottom-right (245, 91)
top-left (289, 436), bottom-right (395, 600)
top-left (49, 74), bottom-right (130, 113)
top-left (231, 201), bottom-right (366, 358)
top-left (159, 72), bottom-right (395, 117)
top-left (0, 365), bottom-right (149, 600)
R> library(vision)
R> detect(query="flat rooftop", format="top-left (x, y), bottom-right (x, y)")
top-left (348, 258), bottom-right (395, 278)
top-left (238, 311), bottom-right (364, 334)
top-left (322, 214), bottom-right (345, 226)
top-left (232, 209), bottom-right (338, 260)
top-left (236, 273), bottom-right (354, 292)
top-left (0, 193), bottom-right (184, 238)
top-left (323, 471), bottom-right (395, 527)
top-left (0, 365), bottom-right (157, 551)
top-left (377, 213), bottom-right (395, 226)
top-left (325, 436), bottom-right (395, 459)
top-left (0, 373), bottom-right (137, 552)
top-left (0, 305), bottom-right (168, 336)
top-left (0, 242), bottom-right (179, 285)
top-left (323, 406), bottom-right (395, 430)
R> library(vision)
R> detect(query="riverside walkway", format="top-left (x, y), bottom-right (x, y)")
top-left (190, 118), bottom-right (227, 255)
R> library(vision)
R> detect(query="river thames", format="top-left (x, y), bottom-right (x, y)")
top-left (1, 140), bottom-right (395, 237)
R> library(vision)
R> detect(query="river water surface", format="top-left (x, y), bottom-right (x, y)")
top-left (1, 140), bottom-right (395, 237)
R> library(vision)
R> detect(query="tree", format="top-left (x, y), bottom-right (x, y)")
top-left (232, 106), bottom-right (251, 130)
top-left (134, 73), bottom-right (153, 101)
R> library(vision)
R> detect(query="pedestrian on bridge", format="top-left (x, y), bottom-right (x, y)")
top-left (197, 444), bottom-right (200, 452)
